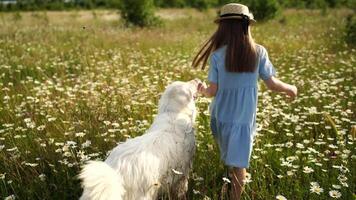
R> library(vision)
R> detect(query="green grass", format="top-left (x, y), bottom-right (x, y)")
top-left (0, 8), bottom-right (355, 200)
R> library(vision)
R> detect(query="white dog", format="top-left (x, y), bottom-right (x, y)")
top-left (79, 80), bottom-right (200, 200)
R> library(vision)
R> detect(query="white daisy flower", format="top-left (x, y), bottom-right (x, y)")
top-left (332, 184), bottom-right (341, 189)
top-left (276, 195), bottom-right (287, 200)
top-left (310, 183), bottom-right (323, 194)
top-left (329, 190), bottom-right (341, 198)
top-left (287, 171), bottom-right (294, 176)
top-left (5, 195), bottom-right (16, 200)
top-left (303, 166), bottom-right (314, 174)
top-left (244, 172), bottom-right (252, 183)
top-left (222, 177), bottom-right (231, 183)
top-left (39, 174), bottom-right (46, 181)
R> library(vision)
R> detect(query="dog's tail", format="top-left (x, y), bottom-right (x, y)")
top-left (79, 161), bottom-right (125, 200)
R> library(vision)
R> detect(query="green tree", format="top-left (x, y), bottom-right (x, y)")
top-left (249, 0), bottom-right (281, 21)
top-left (154, 0), bottom-right (187, 7)
top-left (121, 0), bottom-right (161, 27)
top-left (189, 0), bottom-right (215, 10)
top-left (345, 14), bottom-right (356, 46)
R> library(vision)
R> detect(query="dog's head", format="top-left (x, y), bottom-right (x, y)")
top-left (158, 79), bottom-right (200, 114)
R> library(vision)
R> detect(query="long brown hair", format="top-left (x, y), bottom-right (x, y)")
top-left (192, 19), bottom-right (257, 72)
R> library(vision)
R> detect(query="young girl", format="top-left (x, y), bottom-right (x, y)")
top-left (192, 3), bottom-right (297, 200)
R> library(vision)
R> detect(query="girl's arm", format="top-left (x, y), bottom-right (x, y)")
top-left (264, 76), bottom-right (297, 99)
top-left (198, 82), bottom-right (217, 98)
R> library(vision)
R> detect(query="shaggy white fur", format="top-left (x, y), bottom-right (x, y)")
top-left (79, 80), bottom-right (200, 200)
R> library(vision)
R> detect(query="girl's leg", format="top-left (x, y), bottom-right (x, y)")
top-left (229, 167), bottom-right (246, 200)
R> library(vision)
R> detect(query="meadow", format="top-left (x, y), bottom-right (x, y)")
top-left (0, 8), bottom-right (355, 200)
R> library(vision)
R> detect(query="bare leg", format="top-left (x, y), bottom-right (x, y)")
top-left (229, 167), bottom-right (246, 200)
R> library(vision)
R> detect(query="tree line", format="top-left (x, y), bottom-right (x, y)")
top-left (0, 0), bottom-right (354, 11)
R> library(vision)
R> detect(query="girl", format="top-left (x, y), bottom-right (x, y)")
top-left (192, 3), bottom-right (297, 200)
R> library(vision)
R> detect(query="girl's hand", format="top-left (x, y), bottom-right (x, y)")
top-left (197, 81), bottom-right (217, 97)
top-left (286, 85), bottom-right (297, 99)
top-left (264, 77), bottom-right (297, 100)
top-left (197, 82), bottom-right (208, 95)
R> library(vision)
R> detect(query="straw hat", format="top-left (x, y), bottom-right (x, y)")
top-left (215, 3), bottom-right (256, 23)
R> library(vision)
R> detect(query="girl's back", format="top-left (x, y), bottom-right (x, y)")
top-left (209, 44), bottom-right (274, 89)
top-left (208, 44), bottom-right (275, 124)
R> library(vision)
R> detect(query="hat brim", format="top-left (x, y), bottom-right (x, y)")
top-left (214, 16), bottom-right (256, 24)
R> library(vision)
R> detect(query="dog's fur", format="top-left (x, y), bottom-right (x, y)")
top-left (79, 80), bottom-right (199, 200)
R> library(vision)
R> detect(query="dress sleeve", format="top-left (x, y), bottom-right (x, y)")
top-left (208, 54), bottom-right (218, 84)
top-left (258, 46), bottom-right (276, 80)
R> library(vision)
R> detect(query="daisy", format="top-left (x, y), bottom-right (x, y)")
top-left (303, 166), bottom-right (314, 174)
top-left (276, 195), bottom-right (287, 200)
top-left (4, 195), bottom-right (16, 200)
top-left (310, 183), bottom-right (323, 194)
top-left (244, 172), bottom-right (252, 183)
top-left (287, 171), bottom-right (294, 176)
top-left (222, 177), bottom-right (231, 183)
top-left (39, 174), bottom-right (46, 181)
top-left (329, 190), bottom-right (341, 198)
top-left (332, 185), bottom-right (341, 189)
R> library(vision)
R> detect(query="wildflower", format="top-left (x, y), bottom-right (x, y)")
top-left (24, 163), bottom-right (38, 167)
top-left (193, 189), bottom-right (201, 194)
top-left (39, 174), bottom-right (46, 181)
top-left (276, 195), bottom-right (287, 200)
top-left (108, 129), bottom-right (119, 133)
top-left (63, 152), bottom-right (72, 157)
top-left (286, 156), bottom-right (297, 162)
top-left (5, 195), bottom-right (16, 200)
top-left (287, 171), bottom-right (294, 176)
top-left (0, 173), bottom-right (5, 179)
top-left (75, 132), bottom-right (86, 137)
top-left (340, 182), bottom-right (348, 187)
top-left (303, 166), bottom-right (314, 174)
top-left (222, 177), bottom-right (231, 183)
top-left (281, 161), bottom-right (292, 167)
top-left (81, 140), bottom-right (91, 148)
top-left (24, 118), bottom-right (36, 129)
top-left (66, 141), bottom-right (77, 146)
top-left (337, 174), bottom-right (348, 182)
top-left (47, 117), bottom-right (56, 122)
top-left (244, 172), bottom-right (252, 183)
top-left (7, 147), bottom-right (18, 152)
top-left (332, 184), bottom-right (341, 189)
top-left (329, 190), bottom-right (341, 198)
top-left (37, 125), bottom-right (46, 131)
top-left (77, 151), bottom-right (89, 162)
top-left (310, 182), bottom-right (323, 194)
top-left (285, 142), bottom-right (293, 148)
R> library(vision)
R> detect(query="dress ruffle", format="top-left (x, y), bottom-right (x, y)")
top-left (211, 118), bottom-right (256, 168)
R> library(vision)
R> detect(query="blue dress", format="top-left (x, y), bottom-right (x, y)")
top-left (208, 44), bottom-right (276, 168)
